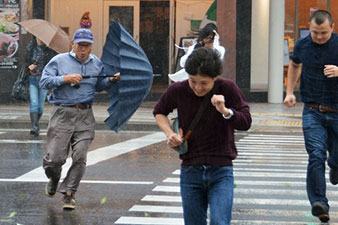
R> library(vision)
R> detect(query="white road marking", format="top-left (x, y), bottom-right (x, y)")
top-left (140, 194), bottom-right (338, 207)
top-left (130, 205), bottom-right (182, 213)
top-left (153, 185), bottom-right (179, 193)
top-left (0, 139), bottom-right (45, 143)
top-left (0, 178), bottom-right (152, 185)
top-left (142, 195), bottom-right (181, 202)
top-left (0, 115), bottom-right (19, 119)
top-left (114, 133), bottom-right (334, 224)
top-left (14, 132), bottom-right (166, 181)
top-left (115, 217), bottom-right (184, 225)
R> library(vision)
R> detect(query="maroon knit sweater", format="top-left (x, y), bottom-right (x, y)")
top-left (153, 78), bottom-right (252, 166)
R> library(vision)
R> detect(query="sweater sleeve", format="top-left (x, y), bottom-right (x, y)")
top-left (153, 83), bottom-right (179, 116)
top-left (224, 80), bottom-right (252, 131)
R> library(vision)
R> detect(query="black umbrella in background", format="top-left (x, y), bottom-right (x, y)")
top-left (101, 21), bottom-right (153, 131)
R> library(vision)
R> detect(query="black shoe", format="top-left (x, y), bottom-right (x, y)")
top-left (45, 177), bottom-right (59, 197)
top-left (63, 191), bottom-right (76, 210)
top-left (30, 126), bottom-right (39, 136)
top-left (312, 202), bottom-right (330, 222)
top-left (330, 167), bottom-right (338, 185)
top-left (30, 112), bottom-right (40, 136)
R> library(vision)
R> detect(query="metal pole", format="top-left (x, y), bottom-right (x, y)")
top-left (294, 0), bottom-right (299, 39)
top-left (268, 0), bottom-right (285, 103)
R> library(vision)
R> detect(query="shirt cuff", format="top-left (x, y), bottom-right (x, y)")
top-left (222, 109), bottom-right (234, 119)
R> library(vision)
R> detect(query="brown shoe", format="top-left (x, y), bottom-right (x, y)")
top-left (312, 202), bottom-right (329, 222)
top-left (63, 191), bottom-right (76, 210)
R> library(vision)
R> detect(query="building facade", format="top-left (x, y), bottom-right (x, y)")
top-left (0, 0), bottom-right (336, 104)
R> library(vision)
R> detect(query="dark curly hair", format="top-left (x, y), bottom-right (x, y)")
top-left (185, 47), bottom-right (223, 78)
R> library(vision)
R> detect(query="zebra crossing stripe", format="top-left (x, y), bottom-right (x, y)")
top-left (115, 217), bottom-right (337, 225)
top-left (149, 186), bottom-right (338, 198)
top-left (237, 141), bottom-right (304, 145)
top-left (14, 132), bottom-right (166, 181)
top-left (234, 162), bottom-right (307, 168)
top-left (141, 194), bottom-right (338, 208)
top-left (142, 195), bottom-right (181, 202)
top-left (236, 146), bottom-right (305, 151)
top-left (153, 185), bottom-right (179, 192)
top-left (239, 135), bottom-right (304, 139)
top-left (115, 216), bottom-right (184, 225)
top-left (0, 140), bottom-right (44, 143)
top-left (115, 133), bottom-right (335, 224)
top-left (238, 152), bottom-right (306, 157)
top-left (235, 159), bottom-right (309, 164)
top-left (130, 205), bottom-right (182, 213)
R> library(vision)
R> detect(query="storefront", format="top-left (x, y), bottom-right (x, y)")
top-left (1, 0), bottom-right (336, 104)
top-left (47, 0), bottom-right (213, 98)
top-left (251, 0), bottom-right (338, 94)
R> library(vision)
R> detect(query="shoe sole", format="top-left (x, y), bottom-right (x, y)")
top-left (312, 204), bottom-right (330, 222)
top-left (63, 204), bottom-right (75, 210)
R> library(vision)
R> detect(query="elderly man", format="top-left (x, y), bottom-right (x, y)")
top-left (40, 28), bottom-right (119, 210)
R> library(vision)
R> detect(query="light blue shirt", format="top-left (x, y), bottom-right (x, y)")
top-left (40, 51), bottom-right (111, 105)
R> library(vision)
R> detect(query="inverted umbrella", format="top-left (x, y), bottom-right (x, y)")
top-left (101, 21), bottom-right (153, 131)
top-left (19, 19), bottom-right (71, 53)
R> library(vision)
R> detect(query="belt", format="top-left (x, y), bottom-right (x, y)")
top-left (305, 103), bottom-right (338, 113)
top-left (56, 104), bottom-right (91, 109)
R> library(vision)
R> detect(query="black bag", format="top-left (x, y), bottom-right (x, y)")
top-left (11, 63), bottom-right (29, 101)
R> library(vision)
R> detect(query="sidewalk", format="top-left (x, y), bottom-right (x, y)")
top-left (0, 102), bottom-right (304, 132)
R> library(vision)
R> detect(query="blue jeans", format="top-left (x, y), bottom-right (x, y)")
top-left (302, 105), bottom-right (338, 210)
top-left (180, 165), bottom-right (234, 225)
top-left (29, 75), bottom-right (47, 113)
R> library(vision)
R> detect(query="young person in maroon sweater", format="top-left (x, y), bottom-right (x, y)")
top-left (153, 47), bottom-right (251, 225)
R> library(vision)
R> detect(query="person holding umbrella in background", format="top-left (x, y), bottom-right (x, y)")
top-left (39, 28), bottom-right (120, 210)
top-left (26, 36), bottom-right (56, 136)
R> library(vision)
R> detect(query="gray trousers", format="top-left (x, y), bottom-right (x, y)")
top-left (43, 105), bottom-right (95, 194)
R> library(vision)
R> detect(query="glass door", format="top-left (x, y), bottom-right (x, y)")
top-left (103, 0), bottom-right (140, 45)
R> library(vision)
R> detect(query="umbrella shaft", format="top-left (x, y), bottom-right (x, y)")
top-left (82, 75), bottom-right (116, 78)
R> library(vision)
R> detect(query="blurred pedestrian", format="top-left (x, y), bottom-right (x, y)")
top-left (154, 47), bottom-right (251, 225)
top-left (26, 36), bottom-right (56, 136)
top-left (284, 10), bottom-right (338, 223)
top-left (40, 28), bottom-right (120, 210)
top-left (169, 23), bottom-right (226, 82)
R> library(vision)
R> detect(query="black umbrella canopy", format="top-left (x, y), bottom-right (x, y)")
top-left (101, 21), bottom-right (153, 131)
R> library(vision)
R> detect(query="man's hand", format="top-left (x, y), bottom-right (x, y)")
top-left (324, 65), bottom-right (338, 78)
top-left (283, 94), bottom-right (296, 107)
top-left (28, 64), bottom-right (36, 71)
top-left (211, 94), bottom-right (230, 116)
top-left (167, 132), bottom-right (183, 149)
top-left (64, 74), bottom-right (82, 85)
top-left (109, 72), bottom-right (121, 83)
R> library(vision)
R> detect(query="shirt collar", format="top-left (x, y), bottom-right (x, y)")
top-left (69, 50), bottom-right (94, 63)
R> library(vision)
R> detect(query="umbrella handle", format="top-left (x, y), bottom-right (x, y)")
top-left (82, 74), bottom-right (118, 79)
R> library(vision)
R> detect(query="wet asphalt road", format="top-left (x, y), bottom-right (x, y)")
top-left (2, 108), bottom-right (338, 225)
top-left (0, 129), bottom-right (180, 225)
